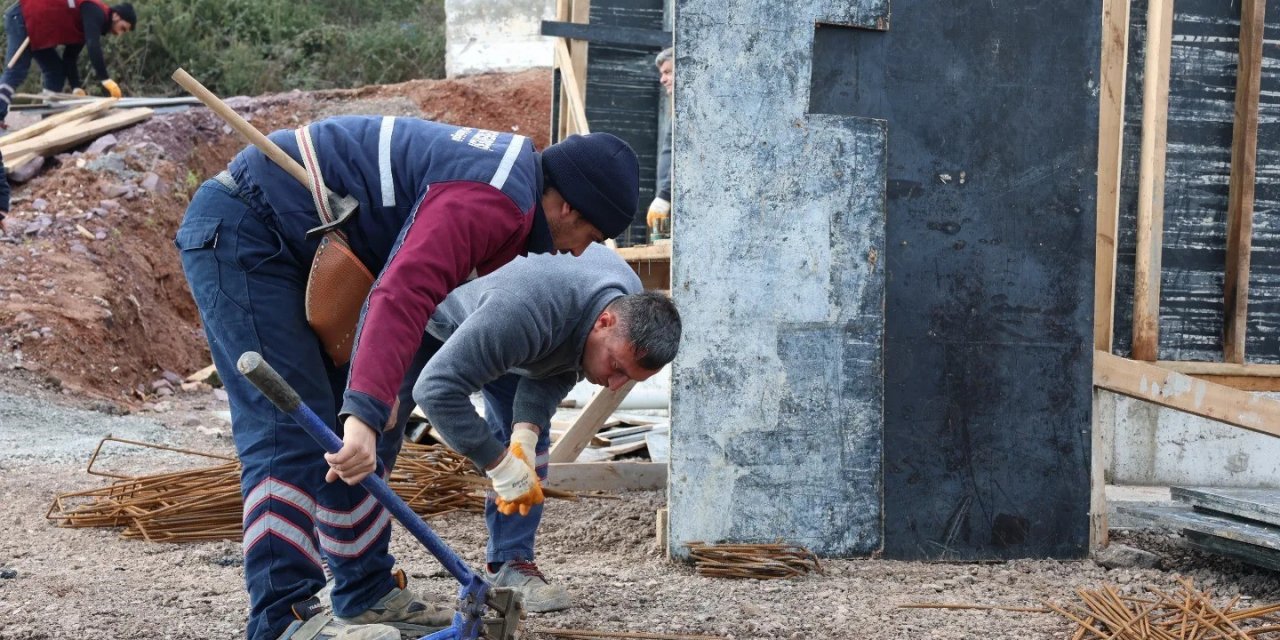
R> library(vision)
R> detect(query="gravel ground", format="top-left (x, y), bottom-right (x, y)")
top-left (2, 376), bottom-right (1280, 640)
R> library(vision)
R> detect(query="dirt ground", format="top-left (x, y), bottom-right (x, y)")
top-left (3, 69), bottom-right (1280, 640)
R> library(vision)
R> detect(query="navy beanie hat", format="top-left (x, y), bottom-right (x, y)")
top-left (112, 3), bottom-right (137, 26)
top-left (541, 133), bottom-right (639, 238)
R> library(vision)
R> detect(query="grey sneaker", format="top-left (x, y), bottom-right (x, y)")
top-left (485, 560), bottom-right (571, 613)
top-left (337, 571), bottom-right (453, 638)
top-left (276, 614), bottom-right (400, 640)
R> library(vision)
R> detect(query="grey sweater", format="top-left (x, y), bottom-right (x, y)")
top-left (415, 244), bottom-right (643, 467)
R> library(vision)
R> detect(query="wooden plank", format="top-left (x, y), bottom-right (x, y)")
top-left (554, 39), bottom-right (591, 135)
top-left (1093, 350), bottom-right (1280, 438)
top-left (541, 20), bottom-right (670, 48)
top-left (1093, 0), bottom-right (1131, 353)
top-left (0, 108), bottom-right (152, 158)
top-left (544, 461), bottom-right (666, 491)
top-left (1223, 0), bottom-right (1266, 364)
top-left (1090, 389), bottom-right (1110, 550)
top-left (0, 97), bottom-right (115, 146)
top-left (1130, 0), bottom-right (1174, 361)
top-left (548, 380), bottom-right (637, 463)
top-left (1188, 375), bottom-right (1280, 392)
top-left (1155, 361), bottom-right (1280, 377)
top-left (569, 0), bottom-right (590, 114)
top-left (1172, 486), bottom-right (1280, 527)
top-left (614, 243), bottom-right (671, 262)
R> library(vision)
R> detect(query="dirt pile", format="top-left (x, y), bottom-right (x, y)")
top-left (0, 69), bottom-right (551, 405)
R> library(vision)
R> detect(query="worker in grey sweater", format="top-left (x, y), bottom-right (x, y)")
top-left (338, 243), bottom-right (681, 615)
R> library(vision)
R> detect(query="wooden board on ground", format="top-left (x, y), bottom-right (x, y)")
top-left (1172, 486), bottom-right (1280, 528)
top-left (545, 461), bottom-right (666, 492)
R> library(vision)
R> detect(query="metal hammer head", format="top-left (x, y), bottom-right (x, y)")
top-left (306, 193), bottom-right (361, 239)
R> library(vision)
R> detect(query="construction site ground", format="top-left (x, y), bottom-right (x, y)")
top-left (1, 71), bottom-right (1279, 639)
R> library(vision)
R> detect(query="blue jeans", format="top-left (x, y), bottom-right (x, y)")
top-left (176, 178), bottom-right (423, 640)
top-left (481, 373), bottom-right (551, 564)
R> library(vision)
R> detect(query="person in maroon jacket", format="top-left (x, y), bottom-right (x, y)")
top-left (0, 0), bottom-right (135, 121)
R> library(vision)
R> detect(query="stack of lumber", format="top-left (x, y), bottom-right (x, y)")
top-left (1118, 487), bottom-right (1280, 572)
top-left (2, 98), bottom-right (152, 176)
top-left (1047, 578), bottom-right (1280, 639)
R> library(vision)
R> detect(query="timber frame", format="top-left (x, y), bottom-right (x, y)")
top-left (1090, 0), bottom-right (1275, 548)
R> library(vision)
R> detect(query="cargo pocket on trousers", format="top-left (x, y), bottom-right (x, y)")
top-left (174, 216), bottom-right (222, 312)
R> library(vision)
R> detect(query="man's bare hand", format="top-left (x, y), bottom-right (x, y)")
top-left (324, 415), bottom-right (378, 485)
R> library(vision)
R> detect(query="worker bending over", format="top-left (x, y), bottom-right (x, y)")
top-left (419, 244), bottom-right (680, 617)
top-left (175, 115), bottom-right (639, 640)
top-left (0, 0), bottom-right (136, 122)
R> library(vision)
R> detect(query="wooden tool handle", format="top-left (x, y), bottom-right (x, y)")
top-left (171, 68), bottom-right (309, 186)
top-left (7, 38), bottom-right (28, 70)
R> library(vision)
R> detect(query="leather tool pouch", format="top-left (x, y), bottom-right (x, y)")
top-left (305, 233), bottom-right (373, 365)
top-left (296, 126), bottom-right (373, 366)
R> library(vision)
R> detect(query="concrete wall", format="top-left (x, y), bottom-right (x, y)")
top-left (667, 0), bottom-right (888, 557)
top-left (445, 0), bottom-right (556, 77)
top-left (1102, 390), bottom-right (1280, 488)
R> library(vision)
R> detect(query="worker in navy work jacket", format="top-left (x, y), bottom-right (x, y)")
top-left (0, 0), bottom-right (135, 121)
top-left (419, 244), bottom-right (680, 617)
top-left (174, 115), bottom-right (639, 640)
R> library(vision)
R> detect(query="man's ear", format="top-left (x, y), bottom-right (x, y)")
top-left (596, 309), bottom-right (616, 330)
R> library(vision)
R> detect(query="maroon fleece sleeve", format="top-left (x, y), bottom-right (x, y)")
top-left (340, 181), bottom-right (528, 429)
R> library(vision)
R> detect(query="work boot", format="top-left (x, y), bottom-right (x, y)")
top-left (485, 560), bottom-right (571, 613)
top-left (337, 570), bottom-right (453, 638)
top-left (276, 614), bottom-right (400, 640)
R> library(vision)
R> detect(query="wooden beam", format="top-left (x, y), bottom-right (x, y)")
top-left (1223, 0), bottom-right (1266, 363)
top-left (1188, 375), bottom-right (1280, 393)
top-left (545, 461), bottom-right (666, 491)
top-left (1093, 351), bottom-right (1280, 438)
top-left (1090, 388), bottom-right (1112, 550)
top-left (0, 98), bottom-right (116, 146)
top-left (554, 39), bottom-right (590, 135)
top-left (548, 380), bottom-right (637, 463)
top-left (1131, 0), bottom-right (1174, 361)
top-left (1155, 360), bottom-right (1280, 377)
top-left (569, 0), bottom-right (590, 109)
top-left (1093, 0), bottom-right (1131, 353)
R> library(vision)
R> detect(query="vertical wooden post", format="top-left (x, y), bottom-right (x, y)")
top-left (569, 0), bottom-right (591, 134)
top-left (1223, 0), bottom-right (1266, 364)
top-left (1131, 0), bottom-right (1174, 361)
top-left (1094, 0), bottom-right (1132, 353)
top-left (555, 0), bottom-right (571, 142)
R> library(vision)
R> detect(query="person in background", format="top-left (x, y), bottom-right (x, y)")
top-left (647, 46), bottom-right (674, 241)
top-left (0, 0), bottom-right (136, 123)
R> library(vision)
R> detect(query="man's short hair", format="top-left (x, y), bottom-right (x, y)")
top-left (655, 47), bottom-right (674, 67)
top-left (608, 291), bottom-right (680, 370)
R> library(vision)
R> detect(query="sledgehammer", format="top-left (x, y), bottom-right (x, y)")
top-left (237, 352), bottom-right (525, 640)
top-left (171, 68), bottom-right (357, 239)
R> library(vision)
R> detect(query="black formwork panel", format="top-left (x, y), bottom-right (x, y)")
top-left (1111, 0), bottom-right (1280, 363)
top-left (810, 3), bottom-right (1099, 559)
top-left (558, 0), bottom-right (664, 247)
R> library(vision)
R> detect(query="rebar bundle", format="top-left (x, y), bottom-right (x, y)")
top-left (1046, 577), bottom-right (1280, 639)
top-left (685, 542), bottom-right (822, 579)
top-left (47, 438), bottom-right (489, 543)
top-left (388, 442), bottom-right (486, 517)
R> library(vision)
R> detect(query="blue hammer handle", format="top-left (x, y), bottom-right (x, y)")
top-left (237, 352), bottom-right (491, 640)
